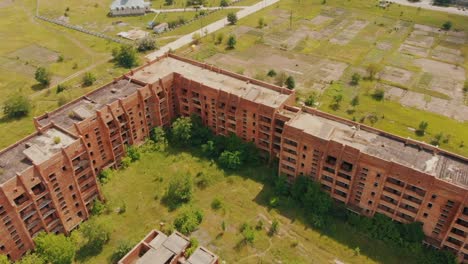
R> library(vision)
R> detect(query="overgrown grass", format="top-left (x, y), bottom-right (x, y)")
top-left (78, 145), bottom-right (423, 264)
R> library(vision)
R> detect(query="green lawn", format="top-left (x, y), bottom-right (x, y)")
top-left (77, 146), bottom-right (420, 264)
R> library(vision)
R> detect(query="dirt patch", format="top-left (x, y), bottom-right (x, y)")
top-left (0, 57), bottom-right (37, 76)
top-left (404, 32), bottom-right (434, 48)
top-left (413, 58), bottom-right (465, 81)
top-left (399, 44), bottom-right (429, 57)
top-left (431, 49), bottom-right (464, 64)
top-left (399, 91), bottom-right (426, 108)
top-left (377, 42), bottom-right (392, 51)
top-left (381, 85), bottom-right (406, 100)
top-left (380, 66), bottom-right (414, 85)
top-left (0, 0), bottom-right (12, 8)
top-left (444, 35), bottom-right (466, 44)
top-left (330, 20), bottom-right (368, 45)
top-left (413, 24), bottom-right (441, 33)
top-left (233, 25), bottom-right (255, 36)
top-left (309, 15), bottom-right (333, 25)
top-left (8, 44), bottom-right (59, 65)
top-left (429, 76), bottom-right (463, 98)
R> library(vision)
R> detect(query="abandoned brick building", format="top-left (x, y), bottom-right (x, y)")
top-left (0, 54), bottom-right (467, 262)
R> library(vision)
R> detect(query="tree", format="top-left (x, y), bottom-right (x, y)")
top-left (350, 95), bottom-right (360, 107)
top-left (56, 84), bottom-right (67, 94)
top-left (3, 94), bottom-right (31, 119)
top-left (201, 140), bottom-right (216, 158)
top-left (275, 72), bottom-right (288, 87)
top-left (112, 45), bottom-right (138, 68)
top-left (241, 224), bottom-right (255, 244)
top-left (82, 72), bottom-right (96, 87)
top-left (220, 0), bottom-right (229, 7)
top-left (218, 150), bottom-right (242, 169)
top-left (442, 21), bottom-right (452, 30)
top-left (211, 198), bottom-right (223, 210)
top-left (80, 219), bottom-right (111, 254)
top-left (185, 238), bottom-right (199, 257)
top-left (91, 199), bottom-right (106, 215)
top-left (35, 67), bottom-right (51, 86)
top-left (165, 0), bottom-right (174, 5)
top-left (150, 127), bottom-right (168, 151)
top-left (285, 76), bottom-right (295, 89)
top-left (372, 88), bottom-right (385, 101)
top-left (110, 241), bottom-right (134, 264)
top-left (351, 73), bottom-right (361, 85)
top-left (164, 173), bottom-right (193, 208)
top-left (267, 69), bottom-right (277, 77)
top-left (34, 232), bottom-right (75, 264)
top-left (227, 12), bottom-right (238, 25)
top-left (305, 93), bottom-right (317, 107)
top-left (173, 207), bottom-right (204, 235)
top-left (366, 63), bottom-right (380, 80)
top-left (433, 0), bottom-right (452, 6)
top-left (125, 145), bottom-right (140, 162)
top-left (171, 116), bottom-right (192, 145)
top-left (416, 121), bottom-right (428, 136)
top-left (137, 37), bottom-right (157, 52)
top-left (226, 35), bottom-right (237, 49)
top-left (330, 94), bottom-right (343, 110)
top-left (16, 253), bottom-right (45, 264)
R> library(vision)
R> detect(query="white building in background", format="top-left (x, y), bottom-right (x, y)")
top-left (110, 0), bottom-right (151, 16)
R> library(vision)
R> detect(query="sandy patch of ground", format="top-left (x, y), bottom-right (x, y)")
top-left (377, 42), bottom-right (392, 51)
top-left (399, 43), bottom-right (429, 57)
top-left (233, 25), bottom-right (255, 36)
top-left (0, 0), bottom-right (12, 8)
top-left (380, 66), bottom-right (414, 85)
top-left (431, 49), bottom-right (464, 64)
top-left (404, 32), bottom-right (435, 48)
top-left (413, 24), bottom-right (441, 33)
top-left (8, 44), bottom-right (59, 64)
top-left (330, 20), bottom-right (368, 45)
top-left (413, 58), bottom-right (465, 81)
top-left (309, 15), bottom-right (333, 26)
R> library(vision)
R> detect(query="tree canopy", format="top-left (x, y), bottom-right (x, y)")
top-left (164, 173), bottom-right (193, 209)
top-left (227, 12), bottom-right (238, 25)
top-left (3, 94), bottom-right (31, 119)
top-left (34, 232), bottom-right (75, 264)
top-left (112, 45), bottom-right (138, 68)
top-left (35, 67), bottom-right (51, 86)
top-left (171, 116), bottom-right (193, 145)
top-left (173, 207), bottom-right (204, 235)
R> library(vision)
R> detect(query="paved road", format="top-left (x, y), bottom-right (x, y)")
top-left (389, 0), bottom-right (468, 16)
top-left (146, 0), bottom-right (279, 60)
top-left (150, 6), bottom-right (247, 13)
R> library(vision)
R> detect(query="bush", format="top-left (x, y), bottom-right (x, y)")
top-left (186, 238), bottom-right (199, 257)
top-left (110, 241), bottom-right (134, 264)
top-left (220, 0), bottom-right (229, 7)
top-left (215, 33), bottom-right (224, 45)
top-left (372, 88), bottom-right (385, 101)
top-left (269, 219), bottom-right (279, 236)
top-left (137, 37), bottom-right (157, 52)
top-left (98, 169), bottom-right (111, 183)
top-left (275, 72), bottom-right (288, 87)
top-left (112, 45), bottom-right (138, 68)
top-left (211, 198), bottom-right (223, 210)
top-left (164, 173), bottom-right (193, 209)
top-left (226, 35), bottom-right (237, 49)
top-left (34, 232), bottom-right (75, 264)
top-left (351, 73), bottom-right (360, 85)
top-left (227, 12), bottom-right (238, 25)
top-left (91, 199), bottom-right (106, 215)
top-left (125, 145), bottom-right (140, 162)
top-left (255, 220), bottom-right (263, 230)
top-left (82, 72), bottom-right (96, 87)
top-left (80, 219), bottom-right (111, 254)
top-left (171, 116), bottom-right (193, 145)
top-left (285, 76), bottom-right (295, 89)
top-left (305, 93), bottom-right (317, 107)
top-left (415, 121), bottom-right (428, 136)
top-left (150, 127), bottom-right (168, 151)
top-left (56, 84), bottom-right (67, 94)
top-left (3, 94), bottom-right (31, 119)
top-left (218, 150), bottom-right (242, 169)
top-left (267, 69), bottom-right (276, 77)
top-left (241, 224), bottom-right (255, 244)
top-left (173, 207), bottom-right (203, 235)
top-left (35, 67), bottom-right (51, 86)
top-left (442, 21), bottom-right (452, 30)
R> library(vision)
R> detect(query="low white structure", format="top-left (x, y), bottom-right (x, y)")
top-left (110, 0), bottom-right (151, 16)
top-left (153, 22), bottom-right (169, 33)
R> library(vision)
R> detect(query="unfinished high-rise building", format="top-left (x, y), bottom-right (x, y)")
top-left (0, 54), bottom-right (467, 262)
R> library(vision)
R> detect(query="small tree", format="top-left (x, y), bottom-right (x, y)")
top-left (34, 232), bottom-right (75, 264)
top-left (111, 241), bottom-right (134, 264)
top-left (0, 255), bottom-right (9, 264)
top-left (351, 73), bottom-right (361, 85)
top-left (215, 33), bottom-right (224, 45)
top-left (372, 88), bottom-right (385, 101)
top-left (211, 198), bottom-right (223, 210)
top-left (218, 150), bottom-right (242, 169)
top-left (330, 94), bottom-right (343, 110)
top-left (91, 199), bottom-right (106, 215)
top-left (173, 207), bottom-right (204, 235)
top-left (267, 69), bottom-right (277, 77)
top-left (80, 219), bottom-right (111, 254)
top-left (171, 117), bottom-right (192, 145)
top-left (82, 72), bottom-right (96, 87)
top-left (3, 94), bottom-right (31, 119)
top-left (165, 0), bottom-right (174, 5)
top-left (366, 63), bottom-right (380, 80)
top-left (227, 12), bottom-right (238, 25)
top-left (226, 35), bottom-right (237, 49)
top-left (137, 37), bottom-right (157, 52)
top-left (150, 127), bottom-right (168, 151)
top-left (275, 72), bottom-right (288, 87)
top-left (258, 17), bottom-right (265, 28)
top-left (15, 253), bottom-right (45, 264)
top-left (285, 76), bottom-right (295, 89)
top-left (220, 0), bottom-right (229, 7)
top-left (56, 84), bottom-right (67, 94)
top-left (305, 93), bottom-right (316, 107)
top-left (112, 45), bottom-right (138, 68)
top-left (442, 21), bottom-right (452, 31)
top-left (416, 121), bottom-right (428, 136)
top-left (125, 145), bottom-right (140, 162)
top-left (35, 67), bottom-right (51, 86)
top-left (165, 173), bottom-right (193, 208)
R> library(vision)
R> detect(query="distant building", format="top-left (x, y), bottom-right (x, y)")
top-left (110, 0), bottom-right (151, 16)
top-left (153, 22), bottom-right (169, 34)
top-left (118, 229), bottom-right (219, 264)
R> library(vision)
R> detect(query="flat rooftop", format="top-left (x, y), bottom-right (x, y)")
top-left (135, 232), bottom-right (189, 264)
top-left (288, 112), bottom-right (468, 188)
top-left (132, 56), bottom-right (291, 108)
top-left (187, 247), bottom-right (218, 264)
top-left (0, 128), bottom-right (76, 184)
top-left (37, 79), bottom-right (143, 129)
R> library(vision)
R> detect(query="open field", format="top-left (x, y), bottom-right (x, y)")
top-left (177, 0), bottom-right (468, 156)
top-left (79, 147), bottom-right (421, 264)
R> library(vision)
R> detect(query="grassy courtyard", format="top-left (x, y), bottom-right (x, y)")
top-left (78, 145), bottom-right (421, 264)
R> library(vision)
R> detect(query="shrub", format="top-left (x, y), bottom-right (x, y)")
top-left (53, 136), bottom-right (61, 144)
top-left (351, 73), bottom-right (360, 85)
top-left (305, 93), bottom-right (317, 107)
top-left (372, 88), bottom-right (385, 101)
top-left (227, 12), bottom-right (238, 25)
top-left (285, 76), bottom-right (295, 89)
top-left (91, 199), bottom-right (106, 216)
top-left (442, 21), bottom-right (452, 30)
top-left (267, 69), bottom-right (277, 77)
top-left (125, 145), bottom-right (140, 162)
top-left (215, 33), bottom-right (224, 45)
top-left (220, 0), bottom-right (229, 7)
top-left (164, 173), bottom-right (193, 209)
top-left (258, 17), bottom-right (265, 28)
top-left (269, 219), bottom-right (279, 236)
top-left (34, 232), bottom-right (75, 264)
top-left (137, 37), bottom-right (157, 52)
top-left (226, 35), bottom-right (237, 49)
top-left (350, 95), bottom-right (359, 107)
top-left (416, 121), bottom-right (428, 136)
top-left (80, 219), bottom-right (111, 254)
top-left (255, 220), bottom-right (263, 230)
top-left (110, 241), bottom-right (134, 264)
top-left (241, 224), bottom-right (255, 244)
top-left (82, 72), bottom-right (96, 87)
top-left (35, 67), bottom-right (51, 86)
top-left (3, 94), bottom-right (31, 119)
top-left (56, 84), bottom-right (67, 94)
top-left (185, 238), bottom-right (199, 257)
top-left (112, 45), bottom-right (138, 68)
top-left (211, 198), bottom-right (223, 210)
top-left (173, 207), bottom-right (204, 235)
top-left (218, 150), bottom-right (242, 169)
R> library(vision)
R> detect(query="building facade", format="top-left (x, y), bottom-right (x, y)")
top-left (0, 54), bottom-right (467, 262)
top-left (110, 0), bottom-right (151, 16)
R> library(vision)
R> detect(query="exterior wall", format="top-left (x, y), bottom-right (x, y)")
top-left (110, 7), bottom-right (149, 16)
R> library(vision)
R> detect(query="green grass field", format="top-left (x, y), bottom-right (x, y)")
top-left (179, 0), bottom-right (468, 157)
top-left (78, 146), bottom-right (421, 264)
